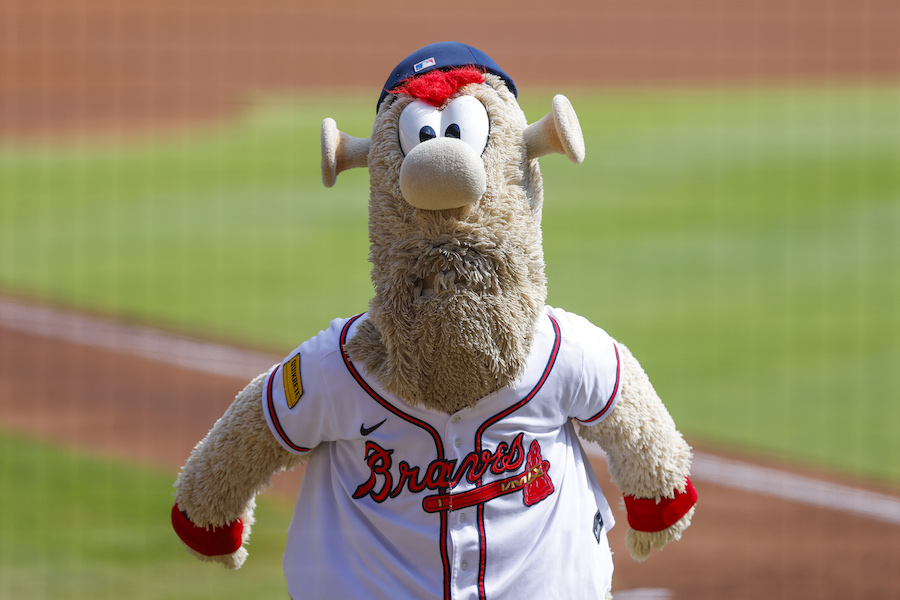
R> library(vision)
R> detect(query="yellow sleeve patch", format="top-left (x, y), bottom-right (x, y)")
top-left (282, 353), bottom-right (303, 409)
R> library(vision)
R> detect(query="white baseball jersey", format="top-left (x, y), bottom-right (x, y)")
top-left (262, 305), bottom-right (622, 600)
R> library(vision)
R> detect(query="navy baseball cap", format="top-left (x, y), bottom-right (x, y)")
top-left (377, 41), bottom-right (517, 112)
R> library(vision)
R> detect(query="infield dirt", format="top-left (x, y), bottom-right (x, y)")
top-left (2, 0), bottom-right (899, 136)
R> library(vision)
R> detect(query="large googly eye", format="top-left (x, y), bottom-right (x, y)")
top-left (399, 101), bottom-right (442, 156)
top-left (398, 96), bottom-right (490, 156)
top-left (440, 95), bottom-right (489, 155)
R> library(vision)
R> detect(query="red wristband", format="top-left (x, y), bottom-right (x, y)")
top-left (171, 504), bottom-right (244, 557)
top-left (623, 477), bottom-right (698, 533)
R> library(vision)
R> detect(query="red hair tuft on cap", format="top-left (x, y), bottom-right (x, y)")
top-left (389, 67), bottom-right (486, 108)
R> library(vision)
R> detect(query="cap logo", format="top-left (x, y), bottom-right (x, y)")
top-left (414, 57), bottom-right (436, 73)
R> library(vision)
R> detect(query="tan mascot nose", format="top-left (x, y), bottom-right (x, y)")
top-left (398, 137), bottom-right (487, 210)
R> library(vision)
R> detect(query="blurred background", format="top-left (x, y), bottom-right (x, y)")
top-left (1, 1), bottom-right (898, 598)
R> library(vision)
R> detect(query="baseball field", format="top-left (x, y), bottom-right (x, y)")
top-left (1, 1), bottom-right (899, 598)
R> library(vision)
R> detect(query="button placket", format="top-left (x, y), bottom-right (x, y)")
top-left (444, 411), bottom-right (479, 597)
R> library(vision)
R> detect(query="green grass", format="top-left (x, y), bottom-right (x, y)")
top-left (0, 95), bottom-right (376, 348)
top-left (0, 432), bottom-right (295, 599)
top-left (1, 84), bottom-right (898, 483)
top-left (536, 85), bottom-right (900, 482)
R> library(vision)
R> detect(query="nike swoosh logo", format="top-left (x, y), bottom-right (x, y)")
top-left (360, 419), bottom-right (387, 437)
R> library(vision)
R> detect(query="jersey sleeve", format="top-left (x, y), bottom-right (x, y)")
top-left (551, 308), bottom-right (622, 426)
top-left (262, 318), bottom-right (351, 455)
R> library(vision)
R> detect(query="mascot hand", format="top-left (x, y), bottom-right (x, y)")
top-left (623, 477), bottom-right (698, 562)
top-left (171, 504), bottom-right (248, 569)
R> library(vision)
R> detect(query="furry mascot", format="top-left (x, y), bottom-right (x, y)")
top-left (172, 42), bottom-right (697, 600)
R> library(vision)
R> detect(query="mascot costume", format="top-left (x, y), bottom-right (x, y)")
top-left (172, 42), bottom-right (697, 600)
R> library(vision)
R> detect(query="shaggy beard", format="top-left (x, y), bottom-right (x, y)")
top-left (346, 248), bottom-right (545, 413)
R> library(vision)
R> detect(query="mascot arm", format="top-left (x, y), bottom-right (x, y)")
top-left (578, 341), bottom-right (697, 562)
top-left (172, 371), bottom-right (306, 568)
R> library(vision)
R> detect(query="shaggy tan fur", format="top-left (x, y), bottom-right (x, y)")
top-left (578, 341), bottom-right (695, 561)
top-left (174, 71), bottom-right (695, 577)
top-left (345, 75), bottom-right (548, 413)
top-left (174, 372), bottom-right (303, 568)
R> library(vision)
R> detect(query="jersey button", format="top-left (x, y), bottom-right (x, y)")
top-left (454, 438), bottom-right (462, 448)
top-left (451, 414), bottom-right (461, 424)
top-left (461, 560), bottom-right (469, 570)
top-left (459, 512), bottom-right (467, 523)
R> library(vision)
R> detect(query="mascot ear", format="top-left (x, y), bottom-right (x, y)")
top-left (524, 95), bottom-right (585, 164)
top-left (321, 118), bottom-right (370, 187)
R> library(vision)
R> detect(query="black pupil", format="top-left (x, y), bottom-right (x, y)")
top-left (419, 126), bottom-right (436, 143)
top-left (445, 123), bottom-right (461, 139)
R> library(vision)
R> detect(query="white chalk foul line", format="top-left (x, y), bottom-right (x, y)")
top-left (613, 589), bottom-right (672, 600)
top-left (3, 295), bottom-right (900, 525)
top-left (692, 452), bottom-right (900, 525)
top-left (582, 445), bottom-right (900, 527)
top-left (0, 296), bottom-right (277, 381)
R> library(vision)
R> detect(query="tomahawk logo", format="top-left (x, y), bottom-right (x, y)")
top-left (352, 433), bottom-right (554, 511)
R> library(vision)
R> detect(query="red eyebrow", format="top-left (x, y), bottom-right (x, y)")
top-left (389, 67), bottom-right (486, 107)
